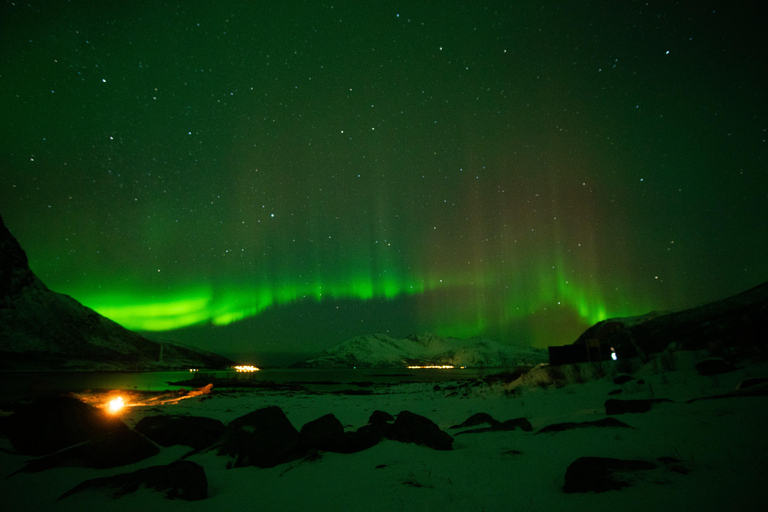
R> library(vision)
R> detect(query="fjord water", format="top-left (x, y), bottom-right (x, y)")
top-left (0, 367), bottom-right (512, 402)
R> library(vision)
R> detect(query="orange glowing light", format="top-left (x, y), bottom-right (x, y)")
top-left (407, 365), bottom-right (456, 369)
top-left (233, 365), bottom-right (260, 372)
top-left (107, 396), bottom-right (125, 413)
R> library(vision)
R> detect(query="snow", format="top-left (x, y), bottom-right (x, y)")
top-left (2, 352), bottom-right (768, 511)
top-left (294, 332), bottom-right (549, 368)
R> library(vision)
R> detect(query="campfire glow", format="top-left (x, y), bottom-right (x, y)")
top-left (77, 384), bottom-right (214, 412)
top-left (107, 396), bottom-right (125, 413)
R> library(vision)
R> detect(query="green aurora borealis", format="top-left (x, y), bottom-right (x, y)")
top-left (2, 1), bottom-right (767, 363)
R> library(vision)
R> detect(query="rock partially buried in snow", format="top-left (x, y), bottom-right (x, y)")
top-left (536, 417), bottom-right (633, 434)
top-left (387, 410), bottom-right (453, 450)
top-left (134, 415), bottom-right (225, 450)
top-left (454, 417), bottom-right (532, 435)
top-left (215, 405), bottom-right (304, 468)
top-left (605, 398), bottom-right (674, 415)
top-left (450, 412), bottom-right (500, 429)
top-left (6, 395), bottom-right (128, 455)
top-left (695, 357), bottom-right (736, 376)
top-left (346, 412), bottom-right (394, 452)
top-left (563, 456), bottom-right (689, 493)
top-left (58, 460), bottom-right (207, 501)
top-left (563, 456), bottom-right (658, 493)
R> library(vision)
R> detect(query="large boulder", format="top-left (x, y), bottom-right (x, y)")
top-left (17, 429), bottom-right (160, 473)
top-left (6, 395), bottom-right (128, 455)
top-left (59, 460), bottom-right (207, 501)
top-left (299, 413), bottom-right (349, 453)
top-left (215, 405), bottom-right (303, 468)
top-left (134, 415), bottom-right (225, 450)
top-left (387, 411), bottom-right (453, 450)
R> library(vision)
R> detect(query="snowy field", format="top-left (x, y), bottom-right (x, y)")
top-left (2, 351), bottom-right (767, 511)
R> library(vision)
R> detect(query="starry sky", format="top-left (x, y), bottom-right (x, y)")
top-left (2, 1), bottom-right (767, 365)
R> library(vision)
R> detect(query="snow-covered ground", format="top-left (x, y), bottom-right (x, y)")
top-left (2, 351), bottom-right (767, 511)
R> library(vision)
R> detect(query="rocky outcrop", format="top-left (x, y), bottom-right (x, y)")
top-left (568, 281), bottom-right (768, 361)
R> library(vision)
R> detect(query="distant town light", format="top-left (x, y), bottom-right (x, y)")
top-left (233, 365), bottom-right (260, 372)
top-left (407, 365), bottom-right (456, 369)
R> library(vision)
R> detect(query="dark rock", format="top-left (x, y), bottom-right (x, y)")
top-left (736, 377), bottom-right (768, 390)
top-left (613, 375), bottom-right (635, 385)
top-left (134, 415), bottom-right (225, 450)
top-left (537, 417), bottom-right (633, 434)
top-left (454, 417), bottom-right (532, 435)
top-left (656, 456), bottom-right (690, 475)
top-left (331, 389), bottom-right (373, 395)
top-left (449, 412), bottom-right (500, 429)
top-left (695, 357), bottom-right (735, 376)
top-left (387, 410), bottom-right (453, 450)
top-left (346, 423), bottom-right (388, 452)
top-left (687, 387), bottom-right (768, 402)
top-left (299, 413), bottom-right (349, 453)
top-left (368, 410), bottom-right (394, 424)
top-left (59, 460), bottom-right (207, 501)
top-left (605, 398), bottom-right (673, 415)
top-left (342, 410), bottom-right (395, 452)
top-left (18, 429), bottom-right (160, 473)
top-left (563, 456), bottom-right (657, 493)
top-left (6, 395), bottom-right (128, 455)
top-left (608, 389), bottom-right (623, 395)
top-left (501, 418), bottom-right (533, 432)
top-left (216, 405), bottom-right (303, 468)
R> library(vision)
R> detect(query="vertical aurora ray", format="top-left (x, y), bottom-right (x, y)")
top-left (2, 1), bottom-right (765, 358)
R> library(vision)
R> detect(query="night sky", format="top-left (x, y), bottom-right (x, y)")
top-left (2, 1), bottom-right (767, 364)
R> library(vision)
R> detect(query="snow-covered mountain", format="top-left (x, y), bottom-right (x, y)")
top-left (291, 332), bottom-right (548, 368)
top-left (0, 214), bottom-right (234, 371)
